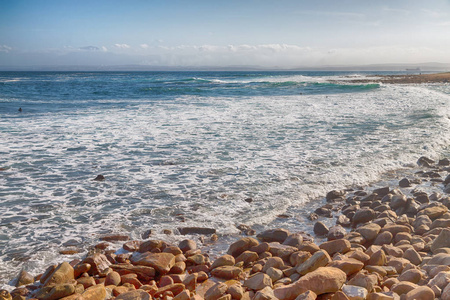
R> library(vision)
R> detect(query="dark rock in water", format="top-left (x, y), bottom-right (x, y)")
top-left (328, 225), bottom-right (346, 241)
top-left (100, 234), bottom-right (129, 242)
top-left (257, 228), bottom-right (290, 243)
top-left (178, 227), bottom-right (216, 235)
top-left (179, 239), bottom-right (197, 253)
top-left (390, 194), bottom-right (407, 210)
top-left (417, 156), bottom-right (434, 167)
top-left (244, 198), bottom-right (253, 203)
top-left (352, 208), bottom-right (376, 226)
top-left (283, 233), bottom-right (304, 247)
top-left (308, 213), bottom-right (319, 221)
top-left (326, 190), bottom-right (346, 202)
top-left (415, 194), bottom-right (430, 204)
top-left (93, 174), bottom-right (105, 181)
top-left (142, 229), bottom-right (154, 239)
top-left (236, 224), bottom-right (256, 235)
top-left (399, 178), bottom-right (411, 187)
top-left (444, 174), bottom-right (450, 185)
top-left (373, 187), bottom-right (390, 198)
top-left (313, 221), bottom-right (329, 236)
top-left (439, 158), bottom-right (450, 166)
top-left (336, 215), bottom-right (351, 227)
top-left (444, 183), bottom-right (450, 194)
top-left (314, 207), bottom-right (332, 218)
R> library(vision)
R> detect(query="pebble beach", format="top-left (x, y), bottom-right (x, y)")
top-left (2, 154), bottom-right (450, 300)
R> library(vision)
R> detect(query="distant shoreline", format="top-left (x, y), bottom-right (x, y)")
top-left (344, 72), bottom-right (450, 84)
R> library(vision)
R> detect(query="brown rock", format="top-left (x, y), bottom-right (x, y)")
top-left (263, 257), bottom-right (285, 272)
top-left (173, 290), bottom-right (191, 300)
top-left (296, 250), bottom-right (331, 275)
top-left (73, 263), bottom-right (90, 279)
top-left (347, 272), bottom-right (379, 292)
top-left (244, 273), bottom-right (273, 291)
top-left (235, 251), bottom-right (259, 266)
top-left (290, 251), bottom-right (312, 266)
top-left (398, 269), bottom-right (423, 284)
top-left (356, 223), bottom-right (381, 241)
top-left (328, 225), bottom-right (346, 240)
top-left (115, 290), bottom-right (151, 300)
top-left (43, 262), bottom-right (74, 286)
top-left (283, 233), bottom-right (304, 248)
top-left (211, 266), bottom-right (243, 280)
top-left (36, 284), bottom-right (76, 300)
top-left (105, 271), bottom-right (121, 286)
top-left (76, 276), bottom-right (96, 289)
top-left (295, 290), bottom-right (317, 300)
top-left (274, 267), bottom-right (346, 299)
top-left (391, 282), bottom-right (418, 295)
top-left (403, 248), bottom-right (422, 265)
top-left (328, 258), bottom-right (364, 276)
top-left (211, 254), bottom-right (235, 269)
top-left (313, 222), bottom-right (329, 236)
top-left (153, 283), bottom-right (185, 298)
top-left (130, 252), bottom-right (175, 274)
top-left (15, 270), bottom-right (34, 287)
top-left (257, 228), bottom-right (290, 243)
top-left (82, 253), bottom-right (111, 276)
top-left (81, 285), bottom-right (106, 300)
top-left (352, 208), bottom-right (376, 225)
top-left (178, 239), bottom-right (197, 253)
top-left (373, 231), bottom-right (393, 246)
top-left (405, 286), bottom-right (434, 300)
top-left (367, 250), bottom-right (386, 266)
top-left (204, 282), bottom-right (227, 300)
top-left (319, 239), bottom-right (351, 256)
top-left (178, 227), bottom-right (216, 235)
top-left (227, 237), bottom-right (259, 257)
top-left (431, 228), bottom-right (450, 253)
top-left (419, 204), bottom-right (448, 219)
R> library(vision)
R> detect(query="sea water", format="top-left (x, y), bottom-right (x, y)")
top-left (1, 71), bottom-right (450, 286)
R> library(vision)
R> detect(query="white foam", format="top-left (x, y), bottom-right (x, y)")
top-left (1, 83), bottom-right (450, 285)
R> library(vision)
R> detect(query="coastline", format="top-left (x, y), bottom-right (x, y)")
top-left (342, 72), bottom-right (450, 84)
top-left (3, 155), bottom-right (450, 299)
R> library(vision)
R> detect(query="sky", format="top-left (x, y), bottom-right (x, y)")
top-left (0, 0), bottom-right (450, 69)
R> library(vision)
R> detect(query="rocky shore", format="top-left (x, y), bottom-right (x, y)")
top-left (3, 156), bottom-right (450, 300)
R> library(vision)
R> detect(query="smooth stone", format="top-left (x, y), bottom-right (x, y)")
top-left (227, 237), bottom-right (259, 257)
top-left (257, 228), bottom-right (290, 243)
top-left (273, 267), bottom-right (346, 298)
top-left (211, 254), bottom-right (235, 269)
top-left (328, 258), bottom-right (364, 276)
top-left (153, 283), bottom-right (185, 298)
top-left (15, 269), bottom-right (34, 287)
top-left (178, 239), bottom-right (197, 253)
top-left (403, 248), bottom-right (422, 265)
top-left (314, 221), bottom-right (329, 236)
top-left (283, 233), bottom-right (304, 248)
top-left (82, 253), bottom-right (112, 276)
top-left (356, 223), bottom-right (381, 241)
top-left (347, 272), bottom-right (379, 292)
top-left (81, 285), bottom-right (106, 300)
top-left (115, 290), bottom-right (151, 300)
top-left (235, 251), bottom-right (259, 266)
top-left (352, 208), bottom-right (376, 225)
top-left (419, 204), bottom-right (448, 219)
top-left (263, 257), bottom-right (285, 273)
top-left (342, 284), bottom-right (368, 300)
top-left (431, 228), bottom-right (450, 253)
top-left (130, 252), bottom-right (175, 275)
top-left (43, 262), bottom-right (75, 286)
top-left (319, 239), bottom-right (351, 256)
top-left (391, 282), bottom-right (418, 295)
top-left (328, 225), bottom-right (346, 240)
top-left (211, 266), bottom-right (243, 280)
top-left (243, 273), bottom-right (273, 291)
top-left (373, 231), bottom-right (393, 245)
top-left (296, 250), bottom-right (331, 275)
top-left (397, 269), bottom-right (423, 284)
top-left (404, 286), bottom-right (435, 300)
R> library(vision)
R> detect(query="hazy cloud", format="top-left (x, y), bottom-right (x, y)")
top-left (0, 45), bottom-right (12, 53)
top-left (140, 44), bottom-right (149, 49)
top-left (114, 43), bottom-right (131, 49)
top-left (79, 46), bottom-right (100, 51)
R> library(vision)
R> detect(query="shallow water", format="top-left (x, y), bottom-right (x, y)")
top-left (1, 71), bottom-right (450, 286)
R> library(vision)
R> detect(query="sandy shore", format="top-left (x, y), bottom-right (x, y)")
top-left (343, 72), bottom-right (450, 84)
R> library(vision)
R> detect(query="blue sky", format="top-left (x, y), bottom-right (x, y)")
top-left (1, 0), bottom-right (450, 68)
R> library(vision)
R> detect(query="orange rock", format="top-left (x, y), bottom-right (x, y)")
top-left (43, 262), bottom-right (75, 286)
top-left (130, 252), bottom-right (175, 275)
top-left (153, 283), bottom-right (185, 298)
top-left (82, 285), bottom-right (106, 300)
top-left (115, 290), bottom-right (151, 300)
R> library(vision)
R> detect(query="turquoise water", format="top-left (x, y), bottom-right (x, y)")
top-left (1, 71), bottom-right (450, 285)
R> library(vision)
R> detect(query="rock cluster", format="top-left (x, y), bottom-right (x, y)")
top-left (4, 156), bottom-right (450, 299)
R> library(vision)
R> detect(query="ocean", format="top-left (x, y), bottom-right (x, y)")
top-left (1, 71), bottom-right (450, 286)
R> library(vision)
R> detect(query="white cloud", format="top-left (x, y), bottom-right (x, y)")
top-left (140, 44), bottom-right (149, 49)
top-left (0, 45), bottom-right (13, 52)
top-left (114, 43), bottom-right (131, 49)
top-left (79, 46), bottom-right (99, 51)
top-left (101, 46), bottom-right (108, 52)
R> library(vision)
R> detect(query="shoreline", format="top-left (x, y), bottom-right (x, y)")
top-left (340, 72), bottom-right (450, 84)
top-left (3, 155), bottom-right (450, 299)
